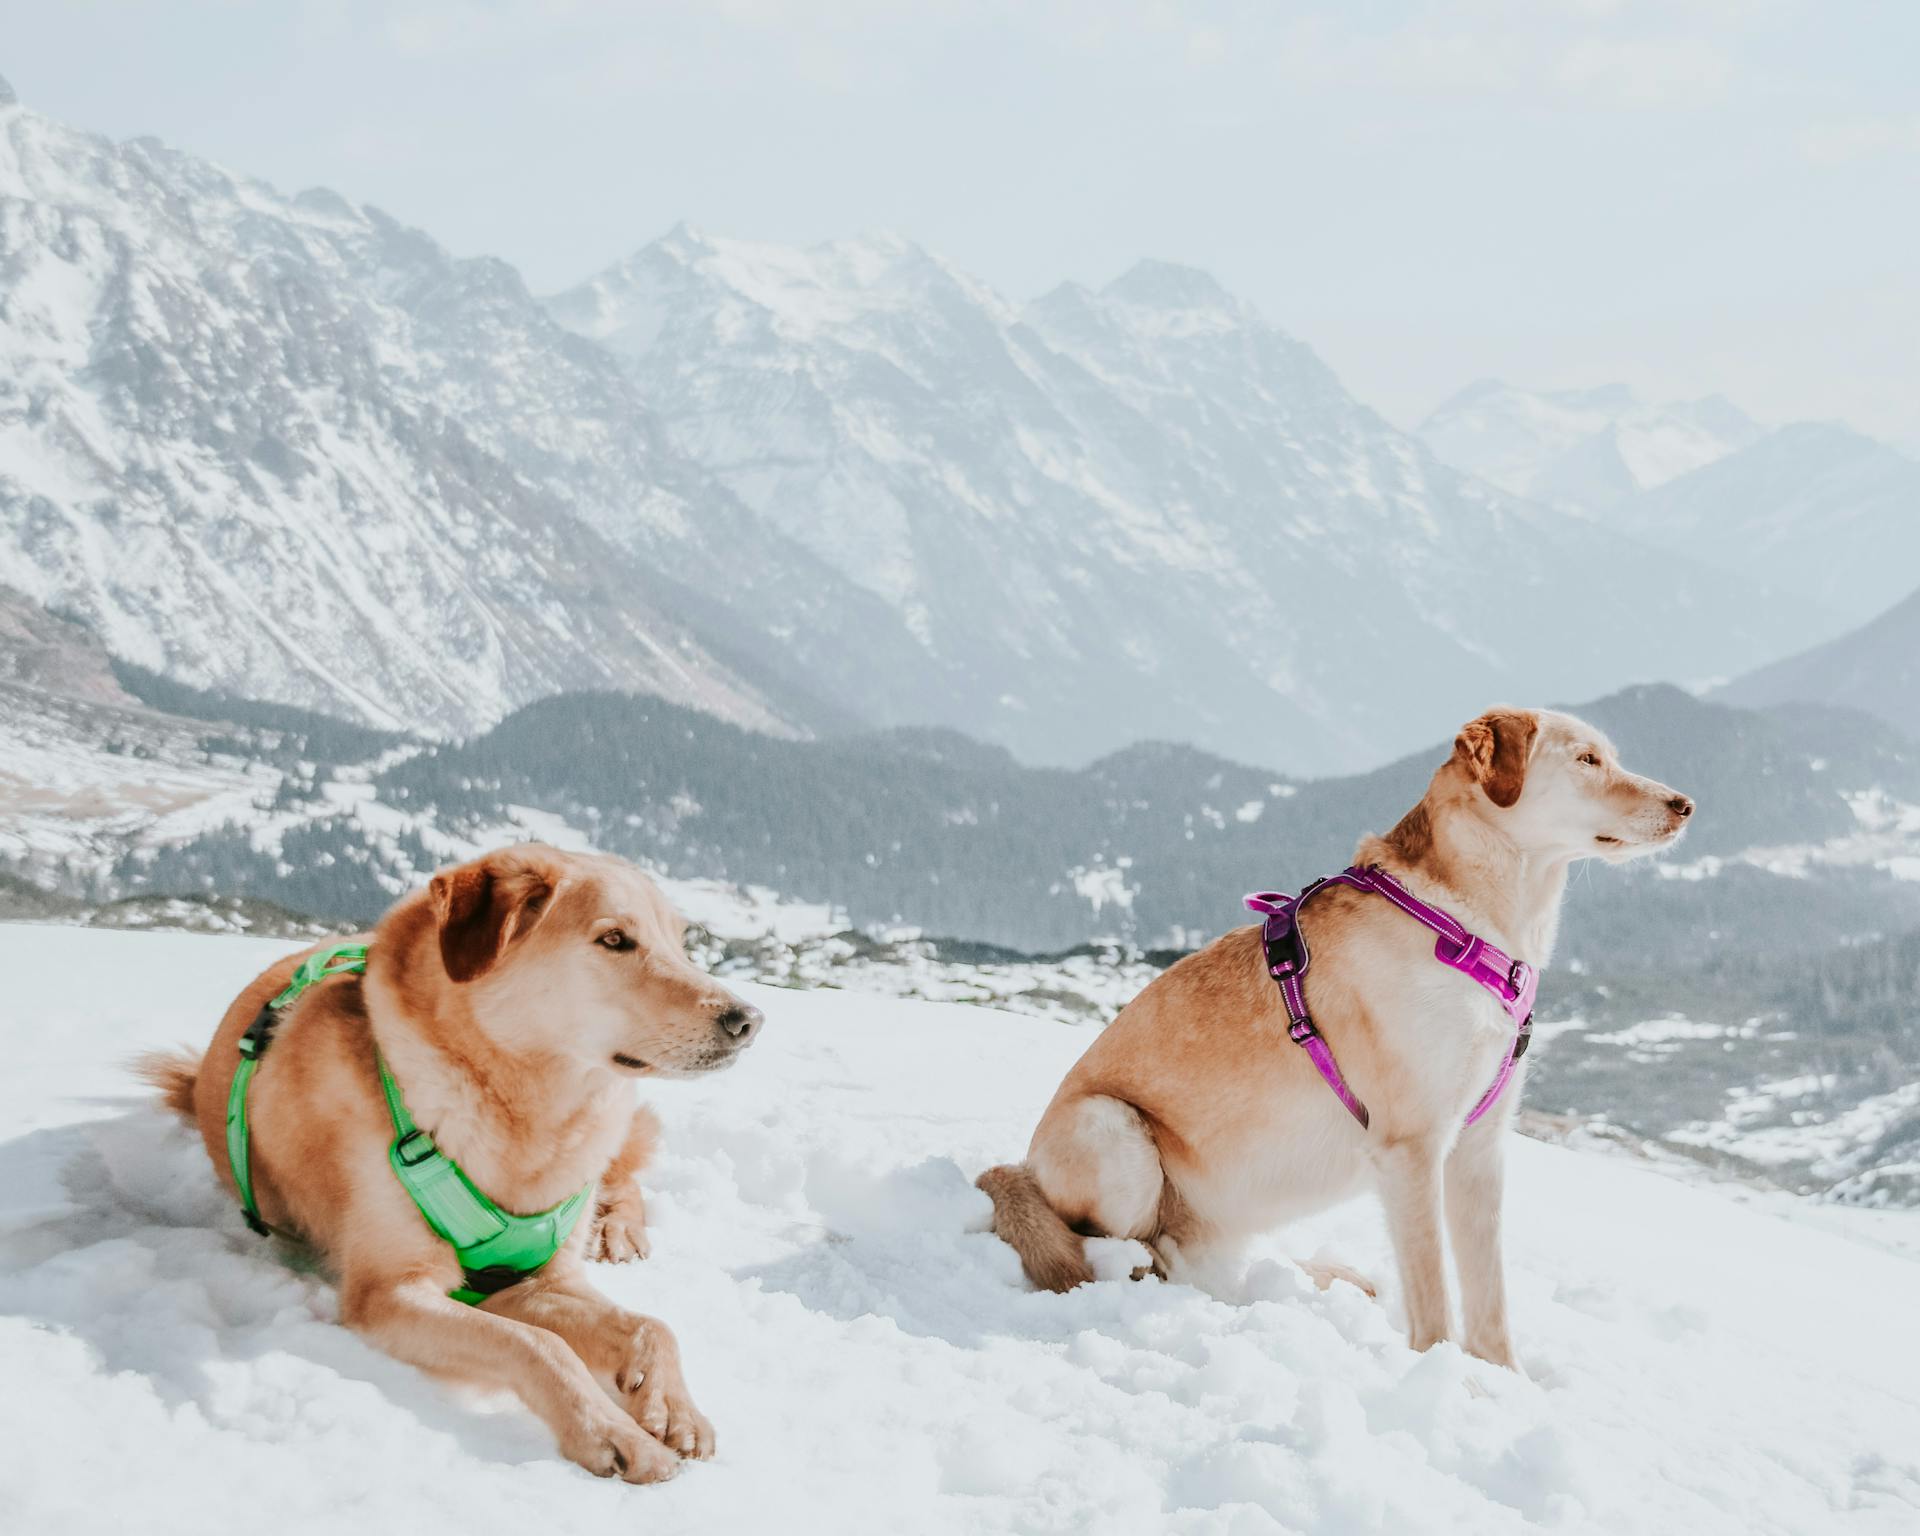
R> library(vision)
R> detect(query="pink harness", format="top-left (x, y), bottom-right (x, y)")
top-left (1244, 866), bottom-right (1536, 1131)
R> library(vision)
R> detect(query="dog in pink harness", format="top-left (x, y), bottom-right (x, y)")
top-left (1247, 865), bottom-right (1538, 1131)
top-left (979, 707), bottom-right (1694, 1370)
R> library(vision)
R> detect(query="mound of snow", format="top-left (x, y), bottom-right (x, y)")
top-left (1, 923), bottom-right (1916, 1533)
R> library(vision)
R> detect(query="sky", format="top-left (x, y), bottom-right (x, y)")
top-left (5, 0), bottom-right (1917, 442)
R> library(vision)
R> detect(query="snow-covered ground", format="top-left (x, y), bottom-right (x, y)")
top-left (2, 923), bottom-right (1917, 1534)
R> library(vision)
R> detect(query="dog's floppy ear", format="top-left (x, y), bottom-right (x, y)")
top-left (1454, 709), bottom-right (1539, 809)
top-left (428, 855), bottom-right (555, 983)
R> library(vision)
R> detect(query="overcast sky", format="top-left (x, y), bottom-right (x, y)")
top-left (7, 1), bottom-right (1916, 441)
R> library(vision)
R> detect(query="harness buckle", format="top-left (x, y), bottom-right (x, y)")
top-left (459, 1264), bottom-right (531, 1298)
top-left (1434, 931), bottom-right (1481, 969)
top-left (237, 1003), bottom-right (279, 1059)
top-left (1263, 911), bottom-right (1311, 979)
top-left (1288, 1017), bottom-right (1318, 1044)
top-left (393, 1129), bottom-right (438, 1168)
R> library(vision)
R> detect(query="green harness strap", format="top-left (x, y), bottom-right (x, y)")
top-left (223, 941), bottom-right (590, 1306)
top-left (377, 1056), bottom-right (592, 1305)
top-left (226, 943), bottom-right (370, 1235)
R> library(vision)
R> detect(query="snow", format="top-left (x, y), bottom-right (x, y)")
top-left (1673, 1078), bottom-right (1920, 1188)
top-left (1068, 862), bottom-right (1137, 916)
top-left (2, 922), bottom-right (1918, 1533)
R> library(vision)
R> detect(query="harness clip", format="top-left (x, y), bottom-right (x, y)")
top-left (393, 1129), bottom-right (438, 1168)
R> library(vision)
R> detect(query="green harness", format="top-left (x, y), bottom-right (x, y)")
top-left (224, 942), bottom-right (591, 1305)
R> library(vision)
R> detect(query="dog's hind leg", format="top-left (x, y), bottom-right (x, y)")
top-left (1034, 1093), bottom-right (1166, 1240)
top-left (980, 1093), bottom-right (1168, 1292)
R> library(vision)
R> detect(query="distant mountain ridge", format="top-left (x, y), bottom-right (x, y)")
top-left (1719, 584), bottom-right (1920, 742)
top-left (27, 669), bottom-right (1900, 973)
top-left (1419, 380), bottom-right (1763, 512)
top-left (1612, 423), bottom-right (1920, 621)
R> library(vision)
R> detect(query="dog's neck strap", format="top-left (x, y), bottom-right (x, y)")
top-left (1243, 865), bottom-right (1536, 1132)
top-left (224, 941), bottom-right (589, 1305)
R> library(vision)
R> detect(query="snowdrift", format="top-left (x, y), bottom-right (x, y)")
top-left (0, 924), bottom-right (1915, 1534)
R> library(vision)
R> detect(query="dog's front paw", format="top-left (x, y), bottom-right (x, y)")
top-left (1464, 1332), bottom-right (1522, 1372)
top-left (591, 1192), bottom-right (651, 1264)
top-left (614, 1324), bottom-right (715, 1460)
top-left (559, 1400), bottom-right (680, 1484)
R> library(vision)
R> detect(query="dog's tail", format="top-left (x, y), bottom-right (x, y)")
top-left (976, 1162), bottom-right (1094, 1292)
top-left (132, 1048), bottom-right (201, 1122)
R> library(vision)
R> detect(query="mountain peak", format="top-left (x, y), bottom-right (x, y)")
top-left (1101, 259), bottom-right (1240, 313)
top-left (292, 186), bottom-right (360, 222)
top-left (0, 75), bottom-right (17, 108)
top-left (663, 218), bottom-right (710, 247)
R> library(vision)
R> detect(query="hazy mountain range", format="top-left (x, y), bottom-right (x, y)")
top-left (1419, 380), bottom-right (1765, 512)
top-left (1721, 582), bottom-right (1920, 741)
top-left (3, 76), bottom-right (1891, 774)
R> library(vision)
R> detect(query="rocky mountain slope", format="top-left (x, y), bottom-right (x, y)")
top-left (549, 230), bottom-right (1805, 772)
top-left (0, 80), bottom-right (817, 740)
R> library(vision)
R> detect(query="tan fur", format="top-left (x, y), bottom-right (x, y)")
top-left (133, 1048), bottom-right (199, 1120)
top-left (590, 1105), bottom-right (662, 1263)
top-left (979, 709), bottom-right (1692, 1369)
top-left (153, 844), bottom-right (761, 1481)
top-left (975, 1164), bottom-right (1095, 1292)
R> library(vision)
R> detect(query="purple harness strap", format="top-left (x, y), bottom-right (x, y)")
top-left (1244, 865), bottom-right (1536, 1132)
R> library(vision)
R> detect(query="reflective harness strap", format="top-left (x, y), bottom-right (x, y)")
top-left (224, 941), bottom-right (589, 1306)
top-left (1245, 866), bottom-right (1536, 1132)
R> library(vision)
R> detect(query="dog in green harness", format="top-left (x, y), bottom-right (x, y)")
top-left (142, 844), bottom-right (764, 1484)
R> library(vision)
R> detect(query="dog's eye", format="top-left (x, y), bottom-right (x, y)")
top-left (1577, 752), bottom-right (1600, 767)
top-left (596, 929), bottom-right (635, 952)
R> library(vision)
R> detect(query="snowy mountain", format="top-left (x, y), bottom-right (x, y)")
top-left (5, 921), bottom-right (1920, 1533)
top-left (0, 81), bottom-right (825, 740)
top-left (546, 230), bottom-right (1806, 772)
top-left (1718, 583), bottom-right (1920, 741)
top-left (1612, 423), bottom-right (1920, 622)
top-left (0, 77), bottom-right (1876, 771)
top-left (1419, 380), bottom-right (1763, 512)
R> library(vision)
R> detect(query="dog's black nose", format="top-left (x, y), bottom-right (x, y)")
top-left (1669, 795), bottom-right (1694, 819)
top-left (715, 1003), bottom-right (762, 1045)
